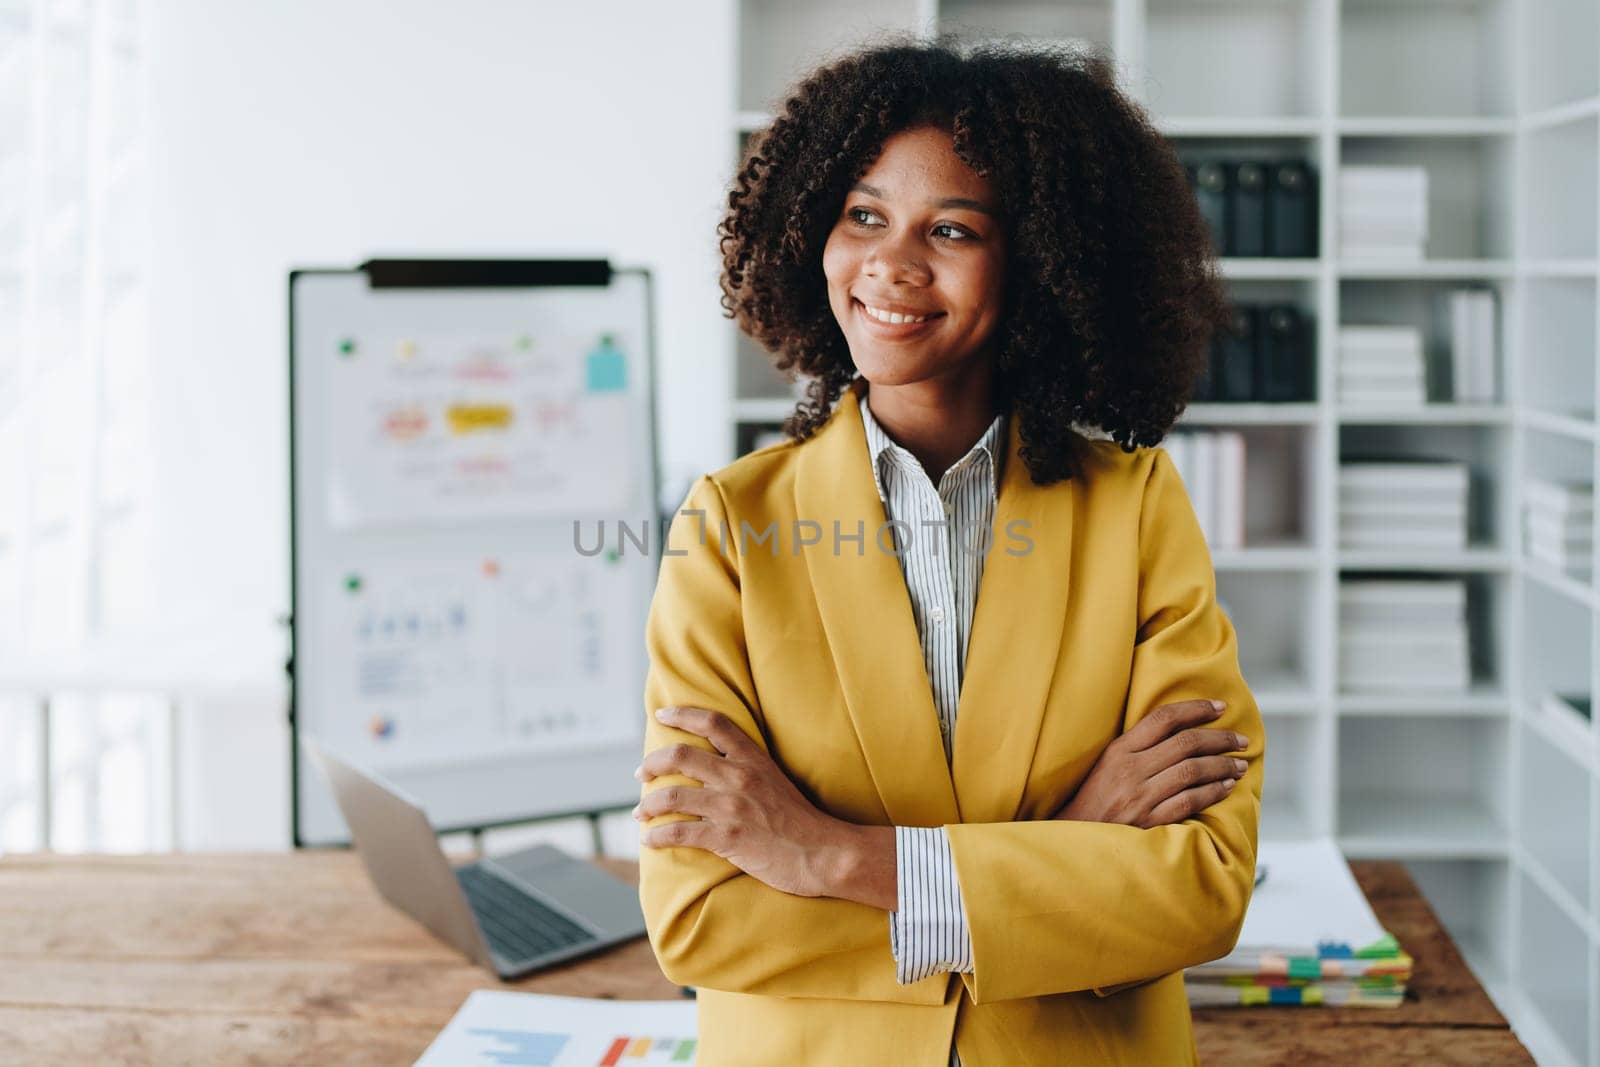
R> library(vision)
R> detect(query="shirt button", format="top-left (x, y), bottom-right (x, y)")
top-left (930, 606), bottom-right (946, 625)
top-left (943, 500), bottom-right (954, 516)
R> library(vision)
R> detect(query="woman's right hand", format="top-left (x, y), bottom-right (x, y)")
top-left (1053, 699), bottom-right (1248, 829)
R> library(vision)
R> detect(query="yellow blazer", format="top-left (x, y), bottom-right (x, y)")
top-left (639, 379), bottom-right (1263, 1065)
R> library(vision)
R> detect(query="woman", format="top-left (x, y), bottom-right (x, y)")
top-left (633, 40), bottom-right (1263, 1065)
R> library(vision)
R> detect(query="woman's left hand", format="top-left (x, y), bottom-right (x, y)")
top-left (635, 705), bottom-right (851, 899)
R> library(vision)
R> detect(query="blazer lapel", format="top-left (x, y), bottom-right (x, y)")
top-left (794, 379), bottom-right (961, 829)
top-left (951, 416), bottom-right (1074, 824)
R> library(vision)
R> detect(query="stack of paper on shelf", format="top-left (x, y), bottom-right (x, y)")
top-left (1165, 430), bottom-right (1247, 550)
top-left (1524, 479), bottom-right (1593, 578)
top-left (1435, 288), bottom-right (1498, 402)
top-left (1187, 838), bottom-right (1411, 1008)
top-left (1339, 578), bottom-right (1470, 691)
top-left (1338, 325), bottom-right (1426, 407)
top-left (1339, 461), bottom-right (1468, 549)
top-left (1340, 166), bottom-right (1428, 261)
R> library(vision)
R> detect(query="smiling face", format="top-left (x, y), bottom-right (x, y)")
top-left (822, 126), bottom-right (1007, 393)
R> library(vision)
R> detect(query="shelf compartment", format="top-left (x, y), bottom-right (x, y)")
top-left (936, 0), bottom-right (1112, 55)
top-left (1172, 139), bottom-right (1324, 261)
top-left (1519, 575), bottom-right (1594, 763)
top-left (1520, 0), bottom-right (1599, 115)
top-left (1337, 715), bottom-right (1509, 857)
top-left (1520, 427), bottom-right (1596, 589)
top-left (1339, 0), bottom-right (1514, 119)
top-left (1228, 423), bottom-right (1317, 548)
top-left (1519, 277), bottom-right (1596, 423)
top-left (1144, 0), bottom-right (1322, 121)
top-left (1337, 571), bottom-right (1507, 695)
top-left (1522, 118), bottom-right (1599, 261)
top-left (1403, 858), bottom-right (1511, 988)
top-left (1338, 137), bottom-right (1513, 261)
top-left (1339, 278), bottom-right (1507, 405)
top-left (1218, 571), bottom-right (1319, 701)
top-left (1516, 871), bottom-right (1595, 1066)
top-left (1259, 711), bottom-right (1327, 840)
top-left (1340, 422), bottom-right (1511, 552)
top-left (737, 0), bottom-right (923, 114)
top-left (1518, 722), bottom-right (1593, 915)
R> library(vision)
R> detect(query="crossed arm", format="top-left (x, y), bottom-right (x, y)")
top-left (635, 459), bottom-right (1263, 1004)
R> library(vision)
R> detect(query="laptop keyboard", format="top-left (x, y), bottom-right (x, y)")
top-left (456, 864), bottom-right (597, 963)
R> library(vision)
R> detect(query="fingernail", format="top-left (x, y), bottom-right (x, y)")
top-left (632, 765), bottom-right (643, 781)
top-left (655, 707), bottom-right (672, 721)
top-left (631, 805), bottom-right (640, 818)
top-left (1234, 734), bottom-right (1248, 748)
top-left (1211, 700), bottom-right (1226, 712)
top-left (1222, 778), bottom-right (1236, 790)
top-left (1233, 758), bottom-right (1248, 774)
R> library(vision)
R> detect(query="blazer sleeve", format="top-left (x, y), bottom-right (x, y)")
top-left (636, 475), bottom-right (946, 1006)
top-left (944, 448), bottom-right (1264, 1004)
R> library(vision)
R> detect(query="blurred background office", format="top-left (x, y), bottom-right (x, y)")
top-left (1, 1), bottom-right (1599, 1064)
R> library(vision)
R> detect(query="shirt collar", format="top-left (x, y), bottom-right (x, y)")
top-left (856, 388), bottom-right (1006, 505)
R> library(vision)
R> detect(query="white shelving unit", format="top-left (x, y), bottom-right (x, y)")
top-left (730, 1), bottom-right (1600, 1062)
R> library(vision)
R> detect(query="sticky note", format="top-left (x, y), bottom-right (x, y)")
top-left (586, 334), bottom-right (627, 392)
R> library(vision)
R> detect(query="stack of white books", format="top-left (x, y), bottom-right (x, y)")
top-left (1165, 431), bottom-right (1247, 550)
top-left (1339, 462), bottom-right (1468, 550)
top-left (1340, 166), bottom-right (1428, 261)
top-left (1524, 479), bottom-right (1593, 579)
top-left (1339, 579), bottom-right (1470, 691)
top-left (1338, 325), bottom-right (1426, 407)
top-left (1435, 288), bottom-right (1498, 402)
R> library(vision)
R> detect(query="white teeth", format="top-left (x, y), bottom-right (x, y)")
top-left (861, 302), bottom-right (929, 325)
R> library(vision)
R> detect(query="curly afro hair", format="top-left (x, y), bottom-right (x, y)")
top-left (718, 37), bottom-right (1232, 484)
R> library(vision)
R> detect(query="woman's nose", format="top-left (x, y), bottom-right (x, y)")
top-left (862, 231), bottom-right (932, 286)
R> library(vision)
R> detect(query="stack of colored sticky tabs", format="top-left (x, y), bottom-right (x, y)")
top-left (1186, 838), bottom-right (1412, 1008)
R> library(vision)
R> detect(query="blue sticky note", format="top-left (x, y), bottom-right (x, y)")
top-left (586, 335), bottom-right (627, 392)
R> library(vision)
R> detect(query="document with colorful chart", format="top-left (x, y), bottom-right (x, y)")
top-left (414, 990), bottom-right (698, 1066)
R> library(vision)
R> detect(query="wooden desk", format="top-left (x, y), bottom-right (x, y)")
top-left (0, 854), bottom-right (1531, 1065)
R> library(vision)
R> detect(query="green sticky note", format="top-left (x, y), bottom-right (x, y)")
top-left (1355, 933), bottom-right (1400, 959)
top-left (338, 338), bottom-right (357, 356)
top-left (345, 574), bottom-right (362, 593)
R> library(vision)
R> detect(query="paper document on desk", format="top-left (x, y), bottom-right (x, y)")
top-left (415, 990), bottom-right (698, 1066)
top-left (1186, 838), bottom-right (1412, 1007)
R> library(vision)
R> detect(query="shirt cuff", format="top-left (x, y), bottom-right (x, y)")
top-left (888, 825), bottom-right (975, 983)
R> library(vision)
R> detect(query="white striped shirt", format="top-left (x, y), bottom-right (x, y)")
top-left (859, 391), bottom-right (1004, 1067)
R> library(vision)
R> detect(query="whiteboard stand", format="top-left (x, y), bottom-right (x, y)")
top-left (288, 259), bottom-right (660, 849)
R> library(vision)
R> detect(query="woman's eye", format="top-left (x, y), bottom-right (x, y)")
top-left (847, 207), bottom-right (881, 226)
top-left (933, 224), bottom-right (970, 241)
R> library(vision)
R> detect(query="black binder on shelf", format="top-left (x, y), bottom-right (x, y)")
top-left (1193, 162), bottom-right (1229, 256)
top-left (1268, 161), bottom-right (1316, 257)
top-left (1259, 304), bottom-right (1313, 401)
top-left (1228, 162), bottom-right (1268, 257)
top-left (1216, 305), bottom-right (1259, 402)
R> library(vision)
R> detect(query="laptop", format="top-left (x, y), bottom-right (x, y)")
top-left (302, 738), bottom-right (647, 979)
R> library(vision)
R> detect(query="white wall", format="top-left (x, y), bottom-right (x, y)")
top-left (146, 0), bottom-right (736, 847)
